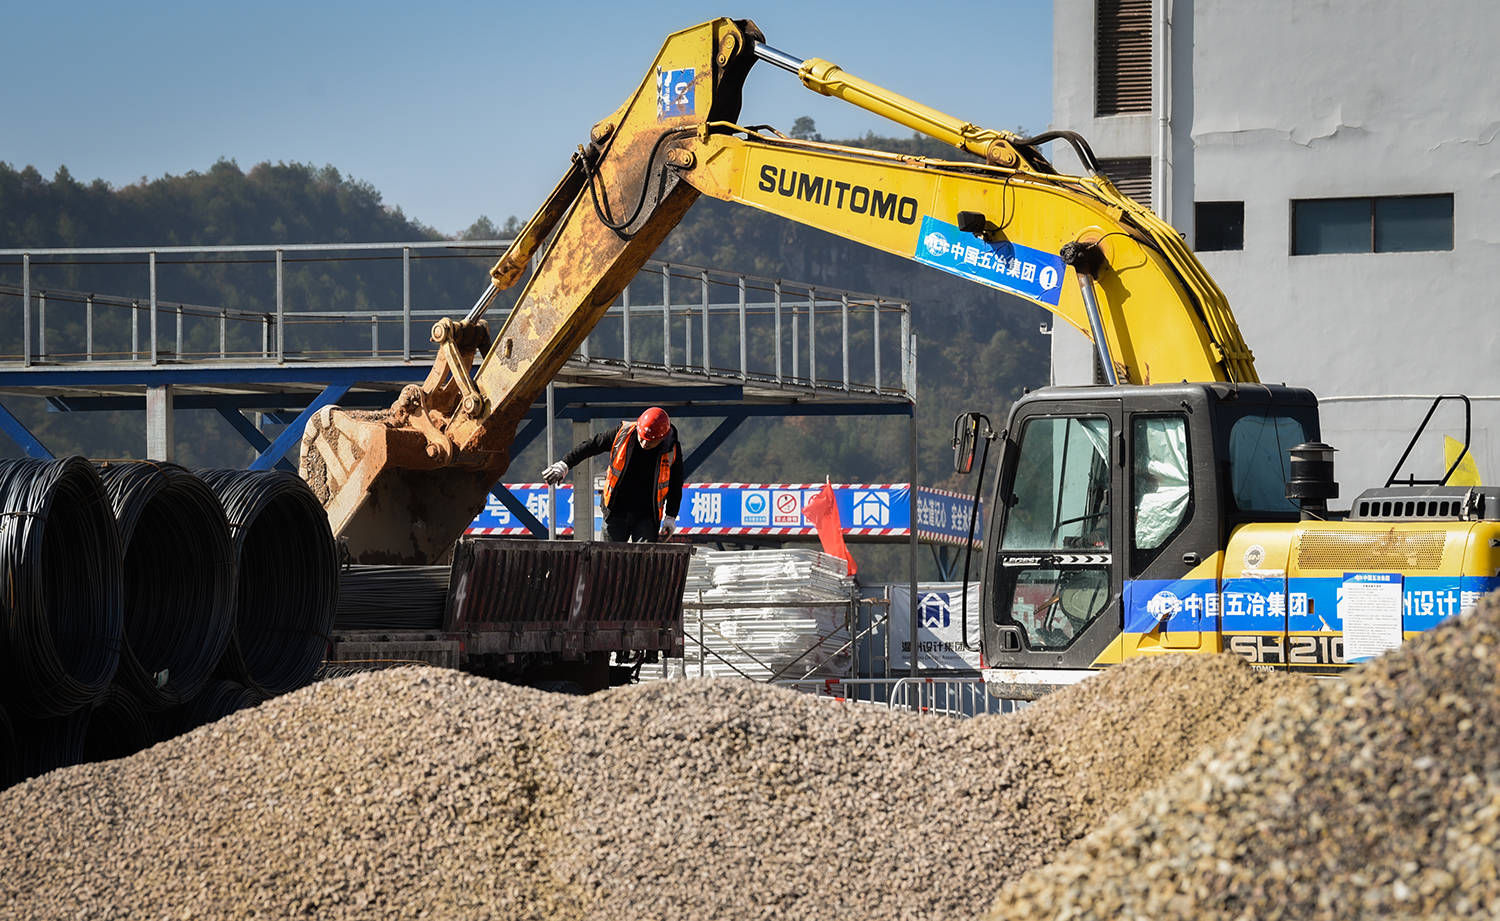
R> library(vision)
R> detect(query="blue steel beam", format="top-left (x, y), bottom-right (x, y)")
top-left (490, 484), bottom-right (547, 537)
top-left (509, 417), bottom-right (545, 456)
top-left (248, 383), bottom-right (351, 471)
top-left (0, 401), bottom-right (54, 459)
top-left (554, 401), bottom-right (911, 420)
top-left (932, 545), bottom-right (958, 581)
top-left (45, 391), bottom-right (401, 413)
top-left (682, 414), bottom-right (747, 478)
top-left (0, 365), bottom-right (424, 388)
top-left (550, 385), bottom-right (744, 406)
top-left (216, 408), bottom-right (296, 472)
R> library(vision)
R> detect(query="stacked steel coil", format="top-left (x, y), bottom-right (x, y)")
top-left (335, 565), bottom-right (450, 631)
top-left (0, 460), bottom-right (338, 788)
top-left (0, 705), bottom-right (15, 790)
top-left (12, 711), bottom-right (88, 781)
top-left (151, 679), bottom-right (265, 744)
top-left (197, 470), bottom-right (339, 697)
top-left (181, 679), bottom-right (264, 729)
top-left (99, 462), bottom-right (237, 710)
top-left (0, 457), bottom-right (123, 719)
top-left (82, 684), bottom-right (154, 764)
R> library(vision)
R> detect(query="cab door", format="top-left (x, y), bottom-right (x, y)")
top-left (1121, 410), bottom-right (1222, 651)
top-left (983, 398), bottom-right (1124, 670)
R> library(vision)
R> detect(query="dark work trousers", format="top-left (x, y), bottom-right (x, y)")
top-left (604, 513), bottom-right (659, 543)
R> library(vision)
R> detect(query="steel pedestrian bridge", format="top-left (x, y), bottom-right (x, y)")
top-left (0, 240), bottom-right (916, 476)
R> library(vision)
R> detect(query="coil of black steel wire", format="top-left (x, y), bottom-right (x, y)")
top-left (0, 457), bottom-right (123, 719)
top-left (335, 565), bottom-right (450, 631)
top-left (196, 469), bottom-right (339, 698)
top-left (99, 462), bottom-right (236, 710)
top-left (156, 678), bottom-right (264, 741)
top-left (12, 710), bottom-right (88, 782)
top-left (82, 683), bottom-right (155, 765)
top-left (185, 678), bottom-right (263, 727)
top-left (0, 704), bottom-right (16, 790)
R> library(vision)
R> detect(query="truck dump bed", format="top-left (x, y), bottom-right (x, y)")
top-left (324, 539), bottom-right (690, 687)
top-left (447, 537), bottom-right (688, 659)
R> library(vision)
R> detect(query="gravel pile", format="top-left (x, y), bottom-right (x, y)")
top-left (0, 653), bottom-right (1300, 920)
top-left (985, 594), bottom-right (1500, 921)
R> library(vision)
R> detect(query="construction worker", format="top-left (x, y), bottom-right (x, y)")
top-left (541, 407), bottom-right (684, 542)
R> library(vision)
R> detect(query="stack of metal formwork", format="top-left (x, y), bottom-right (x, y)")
top-left (673, 549), bottom-right (858, 682)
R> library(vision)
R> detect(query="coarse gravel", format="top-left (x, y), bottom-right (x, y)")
top-left (984, 592), bottom-right (1500, 921)
top-left (0, 652), bottom-right (1301, 920)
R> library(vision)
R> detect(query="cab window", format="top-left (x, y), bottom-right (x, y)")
top-left (1133, 415), bottom-right (1191, 564)
top-left (1001, 416), bottom-right (1111, 551)
top-left (1229, 413), bottom-right (1307, 514)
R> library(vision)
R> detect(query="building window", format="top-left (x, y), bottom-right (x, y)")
top-left (1292, 194), bottom-right (1453, 255)
top-left (1096, 0), bottom-right (1152, 116)
top-left (1195, 202), bottom-right (1244, 252)
top-left (1099, 157), bottom-right (1151, 208)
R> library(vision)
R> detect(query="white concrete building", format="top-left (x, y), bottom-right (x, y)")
top-left (1050, 0), bottom-right (1500, 499)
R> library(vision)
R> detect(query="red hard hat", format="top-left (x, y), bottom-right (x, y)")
top-left (637, 407), bottom-right (670, 440)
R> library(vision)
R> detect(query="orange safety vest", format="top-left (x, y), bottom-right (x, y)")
top-left (601, 422), bottom-right (678, 514)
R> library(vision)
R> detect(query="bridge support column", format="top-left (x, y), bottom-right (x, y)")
top-left (146, 385), bottom-right (174, 461)
top-left (572, 419), bottom-right (595, 542)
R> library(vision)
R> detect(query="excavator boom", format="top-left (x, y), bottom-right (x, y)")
top-left (302, 17), bottom-right (1256, 563)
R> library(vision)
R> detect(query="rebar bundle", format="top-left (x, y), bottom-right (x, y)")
top-left (0, 457), bottom-right (123, 719)
top-left (196, 470), bottom-right (339, 697)
top-left (99, 462), bottom-right (236, 710)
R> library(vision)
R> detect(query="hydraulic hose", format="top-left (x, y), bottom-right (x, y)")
top-left (99, 462), bottom-right (237, 710)
top-left (196, 470), bottom-right (339, 698)
top-left (0, 457), bottom-right (123, 719)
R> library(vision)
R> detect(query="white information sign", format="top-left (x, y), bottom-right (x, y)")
top-left (887, 582), bottom-right (984, 670)
top-left (1339, 572), bottom-right (1404, 663)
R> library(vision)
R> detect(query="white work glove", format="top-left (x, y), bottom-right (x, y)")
top-left (658, 515), bottom-right (677, 539)
top-left (541, 461), bottom-right (570, 486)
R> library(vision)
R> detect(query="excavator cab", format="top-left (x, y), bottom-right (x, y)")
top-left (978, 383), bottom-right (1320, 693)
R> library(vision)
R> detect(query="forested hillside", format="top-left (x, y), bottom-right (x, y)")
top-left (0, 131), bottom-right (1050, 492)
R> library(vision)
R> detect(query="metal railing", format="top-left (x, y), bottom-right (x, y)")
top-left (774, 676), bottom-right (1025, 718)
top-left (0, 241), bottom-right (915, 399)
top-left (673, 596), bottom-right (860, 683)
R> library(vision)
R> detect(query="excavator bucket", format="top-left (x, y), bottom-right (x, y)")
top-left (299, 398), bottom-right (512, 565)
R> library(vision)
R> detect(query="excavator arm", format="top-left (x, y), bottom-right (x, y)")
top-left (301, 18), bottom-right (760, 563)
top-left (301, 16), bottom-right (1257, 564)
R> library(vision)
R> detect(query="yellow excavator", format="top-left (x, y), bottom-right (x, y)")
top-left (302, 18), bottom-right (1499, 692)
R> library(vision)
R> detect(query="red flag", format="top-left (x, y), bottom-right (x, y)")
top-left (804, 483), bottom-right (857, 576)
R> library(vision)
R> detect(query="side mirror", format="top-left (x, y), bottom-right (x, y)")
top-left (953, 411), bottom-right (982, 474)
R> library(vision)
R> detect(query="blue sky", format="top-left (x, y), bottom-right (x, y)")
top-left (1, 1), bottom-right (1052, 238)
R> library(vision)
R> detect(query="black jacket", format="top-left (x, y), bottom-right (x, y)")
top-left (563, 424), bottom-right (684, 520)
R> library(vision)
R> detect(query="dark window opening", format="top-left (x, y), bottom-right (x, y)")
top-left (1195, 201), bottom-right (1244, 252)
top-left (1099, 157), bottom-right (1152, 208)
top-left (1292, 194), bottom-right (1453, 255)
top-left (1096, 0), bottom-right (1152, 116)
